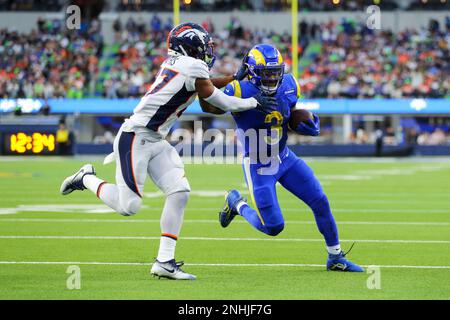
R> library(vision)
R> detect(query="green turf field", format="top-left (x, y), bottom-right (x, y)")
top-left (0, 157), bottom-right (449, 300)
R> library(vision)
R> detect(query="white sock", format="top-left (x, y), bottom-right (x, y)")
top-left (327, 244), bottom-right (342, 255)
top-left (83, 175), bottom-right (104, 193)
top-left (236, 200), bottom-right (247, 215)
top-left (157, 191), bottom-right (189, 262)
top-left (83, 175), bottom-right (124, 213)
top-left (157, 236), bottom-right (177, 262)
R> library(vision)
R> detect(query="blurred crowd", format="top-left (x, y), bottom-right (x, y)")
top-left (0, 0), bottom-right (447, 12)
top-left (0, 0), bottom-right (62, 11)
top-left (210, 17), bottom-right (293, 77)
top-left (348, 120), bottom-right (450, 146)
top-left (102, 15), bottom-right (172, 98)
top-left (103, 15), bottom-right (294, 98)
top-left (299, 18), bottom-right (450, 99)
top-left (115, 0), bottom-right (446, 12)
top-left (0, 15), bottom-right (448, 101)
top-left (0, 17), bottom-right (103, 99)
top-left (103, 15), bottom-right (449, 100)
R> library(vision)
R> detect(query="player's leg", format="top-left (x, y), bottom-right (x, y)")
top-left (62, 129), bottom-right (150, 216)
top-left (220, 158), bottom-right (284, 236)
top-left (147, 140), bottom-right (194, 280)
top-left (278, 156), bottom-right (339, 249)
top-left (278, 153), bottom-right (363, 272)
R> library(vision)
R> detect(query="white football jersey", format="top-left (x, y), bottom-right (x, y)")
top-left (126, 55), bottom-right (209, 139)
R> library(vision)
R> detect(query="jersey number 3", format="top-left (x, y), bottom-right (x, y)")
top-left (147, 68), bottom-right (179, 95)
top-left (264, 111), bottom-right (283, 145)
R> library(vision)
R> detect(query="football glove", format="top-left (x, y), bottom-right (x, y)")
top-left (294, 113), bottom-right (320, 136)
top-left (254, 92), bottom-right (279, 114)
top-left (233, 51), bottom-right (249, 81)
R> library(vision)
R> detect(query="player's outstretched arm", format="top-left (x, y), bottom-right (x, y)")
top-left (210, 75), bottom-right (234, 89)
top-left (199, 76), bottom-right (235, 114)
top-left (208, 57), bottom-right (248, 88)
top-left (199, 76), bottom-right (235, 115)
top-left (201, 67), bottom-right (249, 114)
top-left (195, 78), bottom-right (257, 112)
top-left (199, 98), bottom-right (226, 115)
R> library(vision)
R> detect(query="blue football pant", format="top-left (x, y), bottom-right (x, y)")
top-left (240, 152), bottom-right (339, 246)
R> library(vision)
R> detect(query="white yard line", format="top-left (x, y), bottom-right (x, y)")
top-left (332, 208), bottom-right (450, 214)
top-left (0, 218), bottom-right (449, 226)
top-left (1, 205), bottom-right (449, 215)
top-left (0, 235), bottom-right (449, 244)
top-left (0, 261), bottom-right (449, 269)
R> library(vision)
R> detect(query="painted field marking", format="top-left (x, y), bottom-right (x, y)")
top-left (1, 204), bottom-right (449, 215)
top-left (0, 261), bottom-right (449, 269)
top-left (0, 218), bottom-right (449, 226)
top-left (0, 235), bottom-right (449, 244)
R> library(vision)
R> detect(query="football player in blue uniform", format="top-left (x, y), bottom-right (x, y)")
top-left (201, 44), bottom-right (363, 272)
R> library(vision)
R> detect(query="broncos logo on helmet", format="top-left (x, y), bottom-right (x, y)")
top-left (246, 44), bottom-right (285, 95)
top-left (167, 22), bottom-right (216, 69)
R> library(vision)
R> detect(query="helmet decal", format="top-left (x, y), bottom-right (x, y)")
top-left (167, 22), bottom-right (215, 69)
top-left (173, 25), bottom-right (192, 36)
top-left (249, 49), bottom-right (266, 66)
top-left (177, 29), bottom-right (206, 44)
top-left (246, 44), bottom-right (285, 94)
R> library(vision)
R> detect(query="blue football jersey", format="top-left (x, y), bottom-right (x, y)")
top-left (224, 74), bottom-right (301, 159)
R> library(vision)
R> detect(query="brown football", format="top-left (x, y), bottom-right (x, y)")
top-left (288, 109), bottom-right (314, 131)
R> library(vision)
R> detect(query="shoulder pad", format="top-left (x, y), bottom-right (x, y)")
top-left (181, 56), bottom-right (210, 79)
top-left (286, 74), bottom-right (301, 99)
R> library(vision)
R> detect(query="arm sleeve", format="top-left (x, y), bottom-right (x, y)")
top-left (204, 87), bottom-right (257, 112)
top-left (185, 59), bottom-right (210, 91)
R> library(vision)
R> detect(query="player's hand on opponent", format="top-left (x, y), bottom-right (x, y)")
top-left (233, 51), bottom-right (250, 81)
top-left (254, 92), bottom-right (279, 114)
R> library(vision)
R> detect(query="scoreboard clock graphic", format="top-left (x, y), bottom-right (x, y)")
top-left (4, 132), bottom-right (56, 155)
top-left (0, 126), bottom-right (58, 155)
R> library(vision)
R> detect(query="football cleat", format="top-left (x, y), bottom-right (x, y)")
top-left (327, 247), bottom-right (364, 272)
top-left (151, 259), bottom-right (196, 280)
top-left (219, 189), bottom-right (245, 228)
top-left (60, 164), bottom-right (96, 195)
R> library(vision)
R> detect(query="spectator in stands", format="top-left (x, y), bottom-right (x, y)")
top-left (56, 121), bottom-right (73, 155)
top-left (427, 128), bottom-right (447, 145)
top-left (375, 128), bottom-right (384, 157)
top-left (405, 128), bottom-right (419, 145)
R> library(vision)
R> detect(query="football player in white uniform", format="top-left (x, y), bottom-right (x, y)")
top-left (60, 23), bottom-right (277, 280)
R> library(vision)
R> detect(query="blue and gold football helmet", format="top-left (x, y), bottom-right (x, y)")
top-left (246, 44), bottom-right (285, 95)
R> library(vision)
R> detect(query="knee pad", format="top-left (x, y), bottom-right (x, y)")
top-left (174, 190), bottom-right (190, 207)
top-left (253, 186), bottom-right (284, 236)
top-left (253, 186), bottom-right (274, 210)
top-left (158, 167), bottom-right (191, 196)
top-left (264, 222), bottom-right (285, 236)
top-left (119, 196), bottom-right (142, 216)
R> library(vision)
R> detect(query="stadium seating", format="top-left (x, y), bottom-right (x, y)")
top-left (1, 15), bottom-right (447, 100)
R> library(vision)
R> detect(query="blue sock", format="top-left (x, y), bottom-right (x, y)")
top-left (238, 204), bottom-right (267, 234)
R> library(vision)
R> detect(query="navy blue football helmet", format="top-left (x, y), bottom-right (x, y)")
top-left (167, 22), bottom-right (216, 69)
